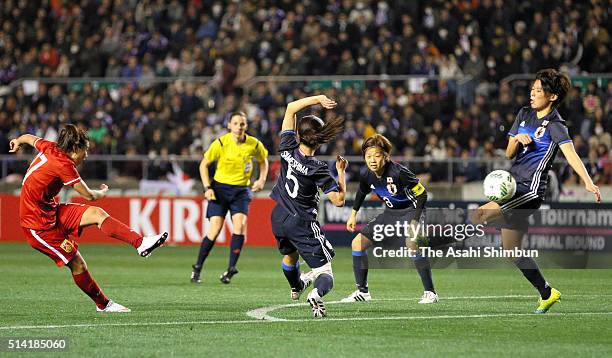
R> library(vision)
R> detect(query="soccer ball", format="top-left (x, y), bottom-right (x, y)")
top-left (483, 170), bottom-right (516, 203)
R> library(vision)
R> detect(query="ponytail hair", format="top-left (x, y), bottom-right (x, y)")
top-left (297, 115), bottom-right (344, 149)
top-left (57, 124), bottom-right (89, 154)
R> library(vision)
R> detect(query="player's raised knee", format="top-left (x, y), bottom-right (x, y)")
top-left (91, 206), bottom-right (110, 222)
top-left (351, 234), bottom-right (371, 251)
top-left (312, 262), bottom-right (333, 279)
top-left (68, 255), bottom-right (88, 274)
top-left (283, 253), bottom-right (299, 266)
top-left (470, 208), bottom-right (485, 225)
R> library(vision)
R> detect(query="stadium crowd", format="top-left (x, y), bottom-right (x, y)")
top-left (0, 0), bottom-right (610, 184)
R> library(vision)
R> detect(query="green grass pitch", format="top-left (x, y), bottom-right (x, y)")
top-left (1, 242), bottom-right (611, 357)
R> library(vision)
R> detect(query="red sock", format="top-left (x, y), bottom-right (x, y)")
top-left (72, 271), bottom-right (109, 310)
top-left (100, 216), bottom-right (143, 248)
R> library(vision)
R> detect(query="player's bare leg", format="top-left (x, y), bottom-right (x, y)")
top-left (471, 201), bottom-right (502, 225)
top-left (67, 252), bottom-right (88, 275)
top-left (80, 206), bottom-right (168, 257)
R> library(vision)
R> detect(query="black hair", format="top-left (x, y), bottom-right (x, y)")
top-left (57, 124), bottom-right (89, 154)
top-left (297, 115), bottom-right (344, 149)
top-left (535, 68), bottom-right (571, 108)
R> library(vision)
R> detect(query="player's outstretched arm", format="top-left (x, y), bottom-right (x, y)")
top-left (281, 95), bottom-right (337, 132)
top-left (8, 134), bottom-right (39, 153)
top-left (327, 155), bottom-right (347, 207)
top-left (559, 142), bottom-right (601, 202)
top-left (73, 181), bottom-right (109, 201)
top-left (347, 169), bottom-right (372, 231)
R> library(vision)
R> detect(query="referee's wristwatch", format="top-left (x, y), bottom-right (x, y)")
top-left (203, 185), bottom-right (211, 193)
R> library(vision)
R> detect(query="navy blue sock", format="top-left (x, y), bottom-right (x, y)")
top-left (352, 250), bottom-right (369, 293)
top-left (314, 274), bottom-right (334, 297)
top-left (282, 261), bottom-right (302, 290)
top-left (515, 257), bottom-right (551, 299)
top-left (412, 253), bottom-right (435, 293)
top-left (228, 234), bottom-right (245, 268)
top-left (195, 236), bottom-right (215, 268)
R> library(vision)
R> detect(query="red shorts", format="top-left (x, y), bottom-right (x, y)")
top-left (22, 203), bottom-right (90, 267)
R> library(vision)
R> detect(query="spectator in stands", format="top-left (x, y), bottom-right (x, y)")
top-left (1, 0), bottom-right (611, 183)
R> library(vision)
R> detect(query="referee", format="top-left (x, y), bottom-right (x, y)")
top-left (191, 111), bottom-right (269, 284)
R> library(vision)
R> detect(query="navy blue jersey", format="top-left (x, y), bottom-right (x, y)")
top-left (507, 107), bottom-right (571, 197)
top-left (270, 130), bottom-right (339, 220)
top-left (357, 161), bottom-right (422, 210)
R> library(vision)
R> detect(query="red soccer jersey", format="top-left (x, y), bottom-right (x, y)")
top-left (19, 138), bottom-right (82, 230)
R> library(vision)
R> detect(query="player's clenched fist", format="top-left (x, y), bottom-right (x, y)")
top-left (9, 139), bottom-right (21, 153)
top-left (515, 134), bottom-right (532, 145)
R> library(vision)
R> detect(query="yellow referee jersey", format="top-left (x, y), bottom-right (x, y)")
top-left (204, 133), bottom-right (269, 186)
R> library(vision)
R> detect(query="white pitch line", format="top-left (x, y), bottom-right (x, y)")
top-left (2, 295), bottom-right (611, 331)
top-left (1, 312), bottom-right (611, 331)
top-left (246, 295), bottom-right (534, 320)
top-left (246, 294), bottom-right (612, 321)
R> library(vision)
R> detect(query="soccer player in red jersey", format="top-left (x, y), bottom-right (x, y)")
top-left (9, 124), bottom-right (168, 312)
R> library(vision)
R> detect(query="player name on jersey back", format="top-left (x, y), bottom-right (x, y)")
top-left (281, 151), bottom-right (309, 175)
